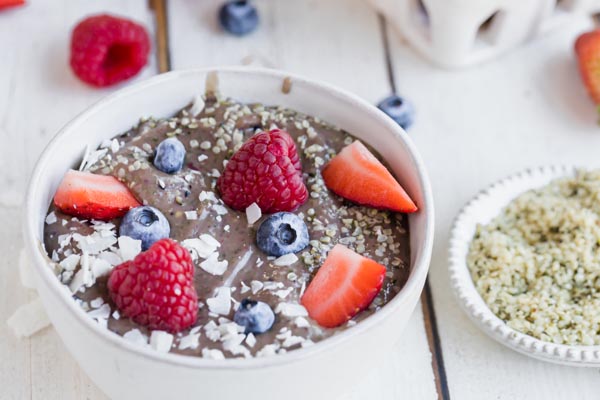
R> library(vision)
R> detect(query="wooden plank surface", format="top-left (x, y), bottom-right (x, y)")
top-left (386, 13), bottom-right (600, 400)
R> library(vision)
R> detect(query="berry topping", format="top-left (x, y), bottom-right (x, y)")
top-left (233, 299), bottom-right (275, 334)
top-left (218, 129), bottom-right (308, 213)
top-left (108, 239), bottom-right (198, 333)
top-left (70, 14), bottom-right (150, 87)
top-left (301, 244), bottom-right (386, 328)
top-left (256, 212), bottom-right (309, 257)
top-left (218, 0), bottom-right (259, 36)
top-left (119, 206), bottom-right (171, 251)
top-left (575, 30), bottom-right (600, 107)
top-left (0, 0), bottom-right (25, 10)
top-left (377, 94), bottom-right (415, 130)
top-left (53, 169), bottom-right (140, 221)
top-left (153, 137), bottom-right (186, 174)
top-left (322, 141), bottom-right (418, 213)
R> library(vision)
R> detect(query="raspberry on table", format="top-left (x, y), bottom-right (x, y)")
top-left (107, 239), bottom-right (198, 333)
top-left (217, 129), bottom-right (309, 213)
top-left (70, 14), bottom-right (150, 87)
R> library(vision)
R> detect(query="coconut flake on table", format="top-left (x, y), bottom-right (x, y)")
top-left (199, 252), bottom-right (228, 276)
top-left (19, 248), bottom-right (36, 289)
top-left (275, 302), bottom-right (308, 318)
top-left (206, 287), bottom-right (232, 315)
top-left (179, 332), bottom-right (201, 350)
top-left (245, 202), bottom-right (262, 225)
top-left (7, 298), bottom-right (51, 338)
top-left (118, 236), bottom-right (142, 261)
top-left (150, 331), bottom-right (174, 353)
top-left (274, 253), bottom-right (298, 266)
top-left (123, 329), bottom-right (148, 347)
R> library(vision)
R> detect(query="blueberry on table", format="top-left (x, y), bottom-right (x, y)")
top-left (234, 299), bottom-right (275, 334)
top-left (377, 94), bottom-right (415, 130)
top-left (256, 212), bottom-right (309, 257)
top-left (119, 206), bottom-right (170, 250)
top-left (153, 137), bottom-right (185, 174)
top-left (218, 0), bottom-right (259, 36)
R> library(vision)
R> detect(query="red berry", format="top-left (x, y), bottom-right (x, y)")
top-left (108, 239), bottom-right (198, 333)
top-left (301, 244), bottom-right (386, 328)
top-left (70, 14), bottom-right (150, 87)
top-left (322, 141), bottom-right (418, 213)
top-left (218, 129), bottom-right (308, 213)
top-left (53, 169), bottom-right (141, 221)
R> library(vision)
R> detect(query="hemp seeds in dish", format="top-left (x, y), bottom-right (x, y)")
top-left (467, 170), bottom-right (600, 346)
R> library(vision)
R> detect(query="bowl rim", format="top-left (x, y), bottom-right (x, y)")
top-left (448, 164), bottom-right (600, 367)
top-left (23, 66), bottom-right (434, 370)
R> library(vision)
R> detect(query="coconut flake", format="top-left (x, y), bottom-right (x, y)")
top-left (118, 236), bottom-right (142, 261)
top-left (59, 254), bottom-right (80, 271)
top-left (123, 329), bottom-right (148, 347)
top-left (179, 332), bottom-right (201, 350)
top-left (251, 281), bottom-right (264, 294)
top-left (185, 211), bottom-right (198, 220)
top-left (206, 287), bottom-right (232, 315)
top-left (190, 95), bottom-right (205, 117)
top-left (202, 348), bottom-right (225, 360)
top-left (275, 302), bottom-right (308, 318)
top-left (7, 298), bottom-right (51, 338)
top-left (274, 253), bottom-right (298, 266)
top-left (240, 281), bottom-right (250, 294)
top-left (45, 211), bottom-right (57, 225)
top-left (88, 303), bottom-right (111, 320)
top-left (294, 316), bottom-right (310, 328)
top-left (246, 333), bottom-right (257, 348)
top-left (199, 252), bottom-right (229, 276)
top-left (91, 258), bottom-right (112, 278)
top-left (199, 234), bottom-right (221, 249)
top-left (245, 203), bottom-right (262, 225)
top-left (150, 331), bottom-right (174, 353)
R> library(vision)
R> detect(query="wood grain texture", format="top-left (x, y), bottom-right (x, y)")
top-left (387, 13), bottom-right (600, 400)
top-left (0, 1), bottom-right (156, 399)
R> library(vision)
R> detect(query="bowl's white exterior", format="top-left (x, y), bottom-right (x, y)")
top-left (23, 67), bottom-right (434, 400)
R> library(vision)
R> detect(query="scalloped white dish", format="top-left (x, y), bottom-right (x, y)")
top-left (449, 165), bottom-right (600, 367)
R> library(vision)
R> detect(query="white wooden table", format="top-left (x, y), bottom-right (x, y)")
top-left (2, 1), bottom-right (600, 399)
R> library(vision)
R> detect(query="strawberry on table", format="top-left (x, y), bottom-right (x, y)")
top-left (322, 140), bottom-right (417, 213)
top-left (301, 244), bottom-right (386, 328)
top-left (575, 30), bottom-right (600, 108)
top-left (53, 169), bottom-right (140, 221)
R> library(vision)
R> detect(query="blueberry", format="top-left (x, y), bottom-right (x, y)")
top-left (218, 0), bottom-right (259, 36)
top-left (256, 212), bottom-right (309, 257)
top-left (119, 206), bottom-right (170, 250)
top-left (377, 94), bottom-right (415, 130)
top-left (153, 138), bottom-right (185, 174)
top-left (234, 299), bottom-right (275, 334)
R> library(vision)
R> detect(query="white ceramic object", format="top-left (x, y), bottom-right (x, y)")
top-left (449, 165), bottom-right (600, 367)
top-left (368, 0), bottom-right (600, 68)
top-left (23, 67), bottom-right (434, 399)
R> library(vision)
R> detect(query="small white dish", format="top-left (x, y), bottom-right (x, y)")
top-left (449, 165), bottom-right (600, 367)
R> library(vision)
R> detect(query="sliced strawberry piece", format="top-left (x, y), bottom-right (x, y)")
top-left (0, 0), bottom-right (25, 10)
top-left (53, 169), bottom-right (140, 221)
top-left (301, 244), bottom-right (386, 328)
top-left (322, 140), bottom-right (418, 213)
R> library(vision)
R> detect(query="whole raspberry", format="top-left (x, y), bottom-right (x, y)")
top-left (70, 14), bottom-right (150, 87)
top-left (218, 129), bottom-right (308, 213)
top-left (107, 239), bottom-right (198, 333)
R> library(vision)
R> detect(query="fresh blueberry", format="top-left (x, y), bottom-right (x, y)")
top-left (256, 212), bottom-right (309, 257)
top-left (153, 137), bottom-right (185, 174)
top-left (234, 299), bottom-right (275, 334)
top-left (218, 0), bottom-right (259, 36)
top-left (377, 94), bottom-right (415, 130)
top-left (119, 206), bottom-right (170, 250)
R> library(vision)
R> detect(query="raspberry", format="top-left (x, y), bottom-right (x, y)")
top-left (70, 14), bottom-right (150, 87)
top-left (218, 129), bottom-right (308, 213)
top-left (107, 239), bottom-right (198, 333)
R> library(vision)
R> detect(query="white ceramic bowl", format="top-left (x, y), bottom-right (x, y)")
top-left (449, 165), bottom-right (600, 367)
top-left (23, 67), bottom-right (434, 400)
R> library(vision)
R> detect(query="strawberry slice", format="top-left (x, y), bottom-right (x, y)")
top-left (575, 30), bottom-right (600, 107)
top-left (322, 141), bottom-right (417, 213)
top-left (53, 169), bottom-right (140, 221)
top-left (0, 0), bottom-right (25, 10)
top-left (301, 244), bottom-right (386, 328)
